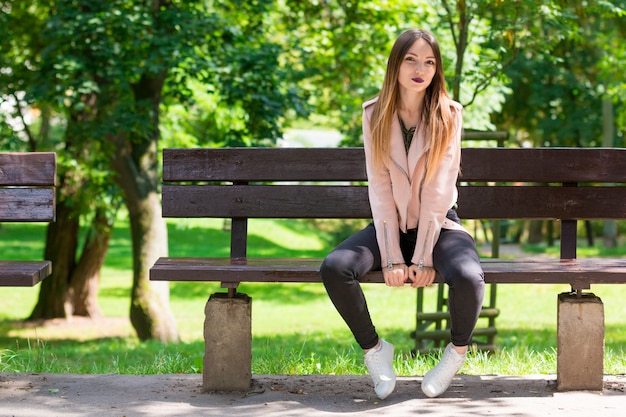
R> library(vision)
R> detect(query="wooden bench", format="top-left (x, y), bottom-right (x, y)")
top-left (0, 152), bottom-right (57, 286)
top-left (150, 147), bottom-right (626, 392)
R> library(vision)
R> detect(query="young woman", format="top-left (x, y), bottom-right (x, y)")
top-left (320, 29), bottom-right (485, 400)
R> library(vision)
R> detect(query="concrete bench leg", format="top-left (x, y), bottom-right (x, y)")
top-left (203, 292), bottom-right (252, 391)
top-left (557, 292), bottom-right (604, 391)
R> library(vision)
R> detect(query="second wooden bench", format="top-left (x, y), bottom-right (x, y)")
top-left (0, 152), bottom-right (56, 287)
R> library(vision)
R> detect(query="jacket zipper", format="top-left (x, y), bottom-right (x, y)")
top-left (390, 157), bottom-right (412, 233)
top-left (391, 158), bottom-right (410, 183)
top-left (417, 220), bottom-right (432, 270)
top-left (383, 221), bottom-right (393, 270)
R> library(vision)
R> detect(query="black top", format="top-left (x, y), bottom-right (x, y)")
top-left (398, 117), bottom-right (416, 153)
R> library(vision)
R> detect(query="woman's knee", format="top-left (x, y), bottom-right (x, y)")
top-left (320, 251), bottom-right (343, 283)
top-left (444, 263), bottom-right (485, 292)
top-left (321, 247), bottom-right (374, 284)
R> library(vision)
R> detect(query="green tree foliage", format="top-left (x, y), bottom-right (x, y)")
top-left (161, 0), bottom-right (310, 148)
top-left (272, 1), bottom-right (592, 141)
top-left (0, 0), bottom-right (58, 151)
top-left (495, 1), bottom-right (626, 147)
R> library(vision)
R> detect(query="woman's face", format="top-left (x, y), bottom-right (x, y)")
top-left (397, 37), bottom-right (436, 95)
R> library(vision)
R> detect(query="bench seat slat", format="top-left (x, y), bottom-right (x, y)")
top-left (150, 257), bottom-right (626, 289)
top-left (0, 261), bottom-right (52, 286)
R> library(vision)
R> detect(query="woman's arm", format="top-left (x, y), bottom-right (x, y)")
top-left (362, 106), bottom-right (405, 270)
top-left (411, 105), bottom-right (463, 268)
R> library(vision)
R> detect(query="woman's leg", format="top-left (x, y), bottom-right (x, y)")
top-left (422, 228), bottom-right (485, 398)
top-left (320, 222), bottom-right (381, 350)
top-left (321, 222), bottom-right (396, 400)
top-left (433, 228), bottom-right (485, 346)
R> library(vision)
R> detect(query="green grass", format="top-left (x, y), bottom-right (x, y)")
top-left (1, 219), bottom-right (625, 377)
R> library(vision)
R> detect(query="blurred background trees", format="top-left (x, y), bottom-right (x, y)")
top-left (1, 0), bottom-right (624, 340)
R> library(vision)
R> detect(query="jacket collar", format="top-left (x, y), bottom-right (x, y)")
top-left (391, 112), bottom-right (430, 181)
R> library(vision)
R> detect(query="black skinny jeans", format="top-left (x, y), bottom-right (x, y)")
top-left (320, 212), bottom-right (485, 350)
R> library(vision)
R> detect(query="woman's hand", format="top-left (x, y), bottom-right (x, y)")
top-left (408, 265), bottom-right (436, 288)
top-left (383, 263), bottom-right (408, 287)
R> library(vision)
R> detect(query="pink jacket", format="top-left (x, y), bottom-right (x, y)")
top-left (362, 96), bottom-right (469, 269)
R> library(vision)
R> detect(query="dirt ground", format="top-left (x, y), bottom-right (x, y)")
top-left (2, 372), bottom-right (625, 417)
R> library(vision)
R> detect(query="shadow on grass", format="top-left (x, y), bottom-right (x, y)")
top-left (252, 326), bottom-right (417, 356)
top-left (486, 326), bottom-right (625, 354)
top-left (495, 328), bottom-right (557, 349)
top-left (168, 282), bottom-right (328, 304)
top-left (168, 282), bottom-right (222, 299)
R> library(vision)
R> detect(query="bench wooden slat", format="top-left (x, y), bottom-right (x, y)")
top-left (162, 184), bottom-right (371, 218)
top-left (162, 184), bottom-right (626, 220)
top-left (163, 148), bottom-right (367, 182)
top-left (150, 257), bottom-right (626, 289)
top-left (457, 186), bottom-right (626, 220)
top-left (0, 152), bottom-right (57, 186)
top-left (460, 147), bottom-right (626, 183)
top-left (163, 147), bottom-right (626, 183)
top-left (0, 188), bottom-right (56, 221)
top-left (0, 152), bottom-right (57, 222)
top-left (0, 261), bottom-right (52, 286)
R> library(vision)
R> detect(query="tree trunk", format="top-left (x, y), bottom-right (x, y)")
top-left (452, 0), bottom-right (470, 102)
top-left (67, 207), bottom-right (115, 317)
top-left (111, 137), bottom-right (179, 342)
top-left (29, 170), bottom-right (112, 320)
top-left (129, 190), bottom-right (177, 342)
top-left (29, 199), bottom-right (78, 319)
top-left (527, 220), bottom-right (544, 245)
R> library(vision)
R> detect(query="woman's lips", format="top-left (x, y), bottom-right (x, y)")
top-left (412, 77), bottom-right (424, 83)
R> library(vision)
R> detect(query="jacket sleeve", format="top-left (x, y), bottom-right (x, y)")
top-left (411, 106), bottom-right (463, 267)
top-left (363, 107), bottom-right (405, 268)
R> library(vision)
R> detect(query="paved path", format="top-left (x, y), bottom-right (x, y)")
top-left (2, 373), bottom-right (625, 416)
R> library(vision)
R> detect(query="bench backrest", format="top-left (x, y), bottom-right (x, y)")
top-left (0, 152), bottom-right (57, 222)
top-left (162, 147), bottom-right (626, 259)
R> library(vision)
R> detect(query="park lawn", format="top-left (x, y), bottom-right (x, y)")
top-left (0, 219), bottom-right (625, 376)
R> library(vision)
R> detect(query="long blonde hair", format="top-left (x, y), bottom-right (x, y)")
top-left (370, 29), bottom-right (456, 182)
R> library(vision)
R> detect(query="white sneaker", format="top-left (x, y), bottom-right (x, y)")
top-left (421, 343), bottom-right (466, 398)
top-left (364, 339), bottom-right (396, 400)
